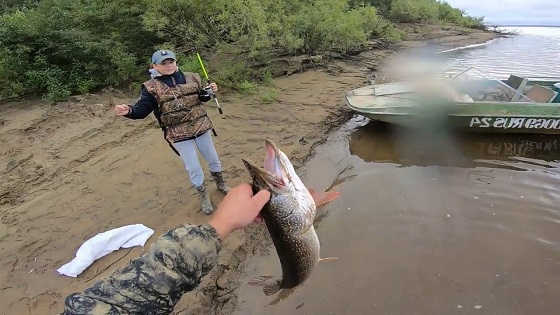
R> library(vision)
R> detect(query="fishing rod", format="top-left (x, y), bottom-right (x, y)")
top-left (196, 52), bottom-right (223, 115)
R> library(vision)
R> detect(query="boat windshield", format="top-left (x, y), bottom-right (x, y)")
top-left (447, 67), bottom-right (532, 103)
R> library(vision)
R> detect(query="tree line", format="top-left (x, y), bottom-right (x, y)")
top-left (0, 0), bottom-right (484, 101)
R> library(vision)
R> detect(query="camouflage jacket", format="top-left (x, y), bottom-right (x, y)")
top-left (125, 70), bottom-right (214, 143)
top-left (63, 224), bottom-right (221, 315)
top-left (143, 72), bottom-right (213, 143)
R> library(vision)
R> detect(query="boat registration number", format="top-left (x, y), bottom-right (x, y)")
top-left (469, 117), bottom-right (560, 129)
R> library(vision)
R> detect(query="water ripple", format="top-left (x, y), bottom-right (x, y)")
top-left (444, 27), bottom-right (560, 79)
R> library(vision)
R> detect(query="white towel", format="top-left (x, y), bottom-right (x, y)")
top-left (57, 224), bottom-right (154, 277)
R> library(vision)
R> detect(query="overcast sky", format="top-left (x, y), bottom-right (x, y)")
top-left (444, 0), bottom-right (560, 26)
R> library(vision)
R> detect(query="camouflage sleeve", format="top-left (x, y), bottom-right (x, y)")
top-left (63, 224), bottom-right (221, 315)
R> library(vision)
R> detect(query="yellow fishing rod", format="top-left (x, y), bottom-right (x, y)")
top-left (196, 53), bottom-right (223, 115)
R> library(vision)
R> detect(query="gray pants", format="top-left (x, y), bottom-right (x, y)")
top-left (173, 131), bottom-right (222, 187)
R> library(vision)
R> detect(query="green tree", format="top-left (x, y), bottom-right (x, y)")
top-left (0, 0), bottom-right (484, 101)
top-left (0, 0), bottom-right (161, 100)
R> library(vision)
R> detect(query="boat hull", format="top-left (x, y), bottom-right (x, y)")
top-left (358, 111), bottom-right (560, 134)
top-left (345, 79), bottom-right (560, 135)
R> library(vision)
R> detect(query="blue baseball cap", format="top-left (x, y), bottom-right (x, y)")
top-left (151, 50), bottom-right (176, 64)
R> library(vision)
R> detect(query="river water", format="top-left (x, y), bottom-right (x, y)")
top-left (233, 27), bottom-right (560, 314)
top-left (444, 26), bottom-right (560, 79)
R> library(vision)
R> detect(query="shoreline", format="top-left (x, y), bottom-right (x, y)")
top-left (177, 25), bottom-right (501, 314)
top-left (0, 25), bottom-right (497, 314)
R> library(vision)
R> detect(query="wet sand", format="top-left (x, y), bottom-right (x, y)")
top-left (233, 118), bottom-right (560, 315)
top-left (0, 25), bottom-right (499, 314)
top-left (0, 55), bottom-right (372, 315)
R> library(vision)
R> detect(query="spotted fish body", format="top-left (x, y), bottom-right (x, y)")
top-left (261, 178), bottom-right (319, 294)
top-left (243, 140), bottom-right (319, 295)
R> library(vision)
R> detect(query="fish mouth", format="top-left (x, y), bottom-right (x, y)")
top-left (242, 140), bottom-right (288, 190)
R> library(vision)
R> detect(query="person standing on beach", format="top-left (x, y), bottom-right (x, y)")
top-left (114, 50), bottom-right (228, 214)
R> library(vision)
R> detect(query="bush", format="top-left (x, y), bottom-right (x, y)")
top-left (0, 0), bottom-right (38, 14)
top-left (259, 87), bottom-right (278, 103)
top-left (238, 80), bottom-right (258, 94)
top-left (0, 0), bottom-right (484, 101)
top-left (390, 0), bottom-right (439, 23)
top-left (437, 2), bottom-right (485, 29)
top-left (0, 0), bottom-right (160, 101)
top-left (177, 54), bottom-right (204, 75)
top-left (209, 45), bottom-right (260, 91)
top-left (388, 0), bottom-right (485, 28)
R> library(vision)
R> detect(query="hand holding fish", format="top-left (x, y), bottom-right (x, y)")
top-left (209, 183), bottom-right (270, 239)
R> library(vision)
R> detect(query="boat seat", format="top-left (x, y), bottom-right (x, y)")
top-left (505, 75), bottom-right (528, 101)
top-left (505, 75), bottom-right (527, 89)
top-left (525, 85), bottom-right (558, 103)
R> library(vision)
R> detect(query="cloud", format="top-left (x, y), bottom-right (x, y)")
top-left (444, 0), bottom-right (560, 25)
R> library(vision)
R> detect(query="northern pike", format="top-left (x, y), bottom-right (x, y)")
top-left (242, 140), bottom-right (339, 295)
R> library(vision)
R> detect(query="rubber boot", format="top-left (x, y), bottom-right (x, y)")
top-left (211, 171), bottom-right (230, 194)
top-left (195, 183), bottom-right (214, 215)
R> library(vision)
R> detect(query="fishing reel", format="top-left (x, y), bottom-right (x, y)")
top-left (202, 85), bottom-right (215, 98)
top-left (201, 83), bottom-right (223, 115)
